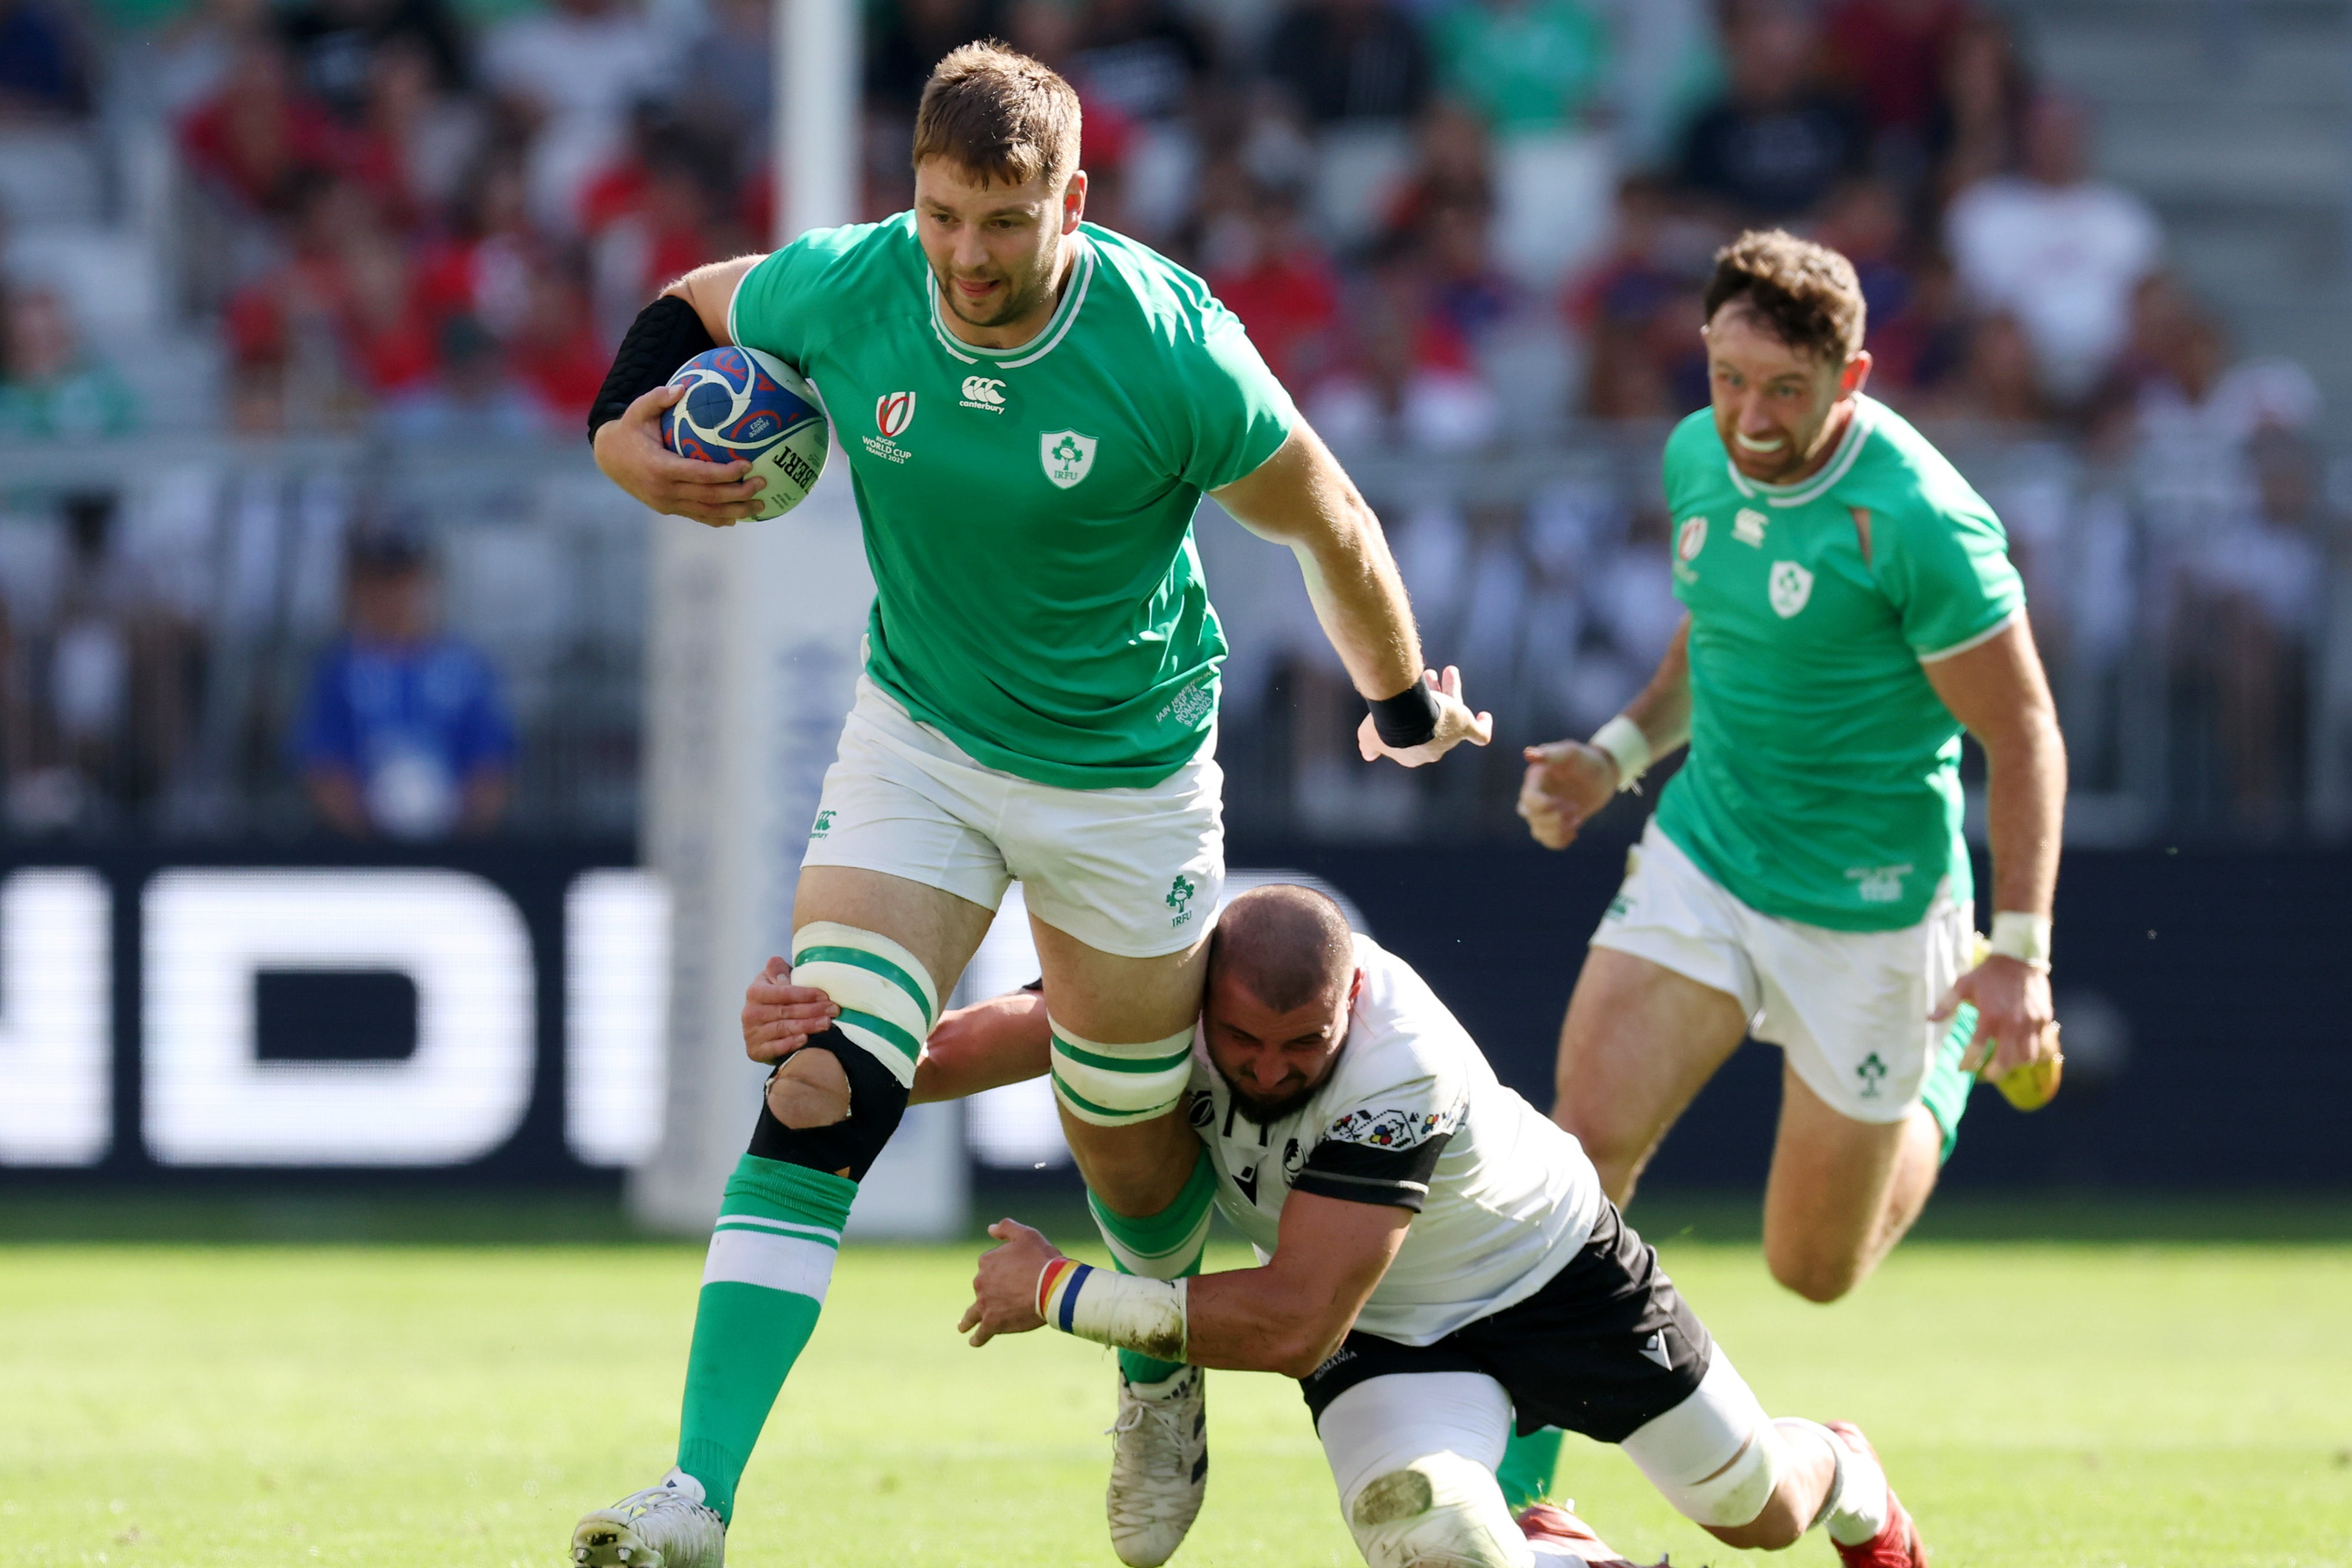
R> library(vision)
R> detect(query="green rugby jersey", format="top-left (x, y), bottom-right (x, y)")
top-left (1651, 396), bottom-right (2025, 931)
top-left (728, 214), bottom-right (1296, 789)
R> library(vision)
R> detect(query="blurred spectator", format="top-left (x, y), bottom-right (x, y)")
top-left (178, 30), bottom-right (351, 217)
top-left (1264, 0), bottom-right (1432, 128)
top-left (2118, 277), bottom-right (2320, 455)
top-left (1071, 0), bottom-right (1213, 240)
top-left (2175, 428), bottom-right (2328, 831)
top-left (1564, 177), bottom-right (1710, 417)
top-left (295, 528), bottom-right (515, 840)
top-left (1073, 0), bottom-right (1212, 125)
top-left (4, 494), bottom-right (194, 832)
top-left (1382, 99), bottom-right (1494, 240)
top-left (0, 286), bottom-right (138, 439)
top-left (1930, 311), bottom-right (2049, 428)
top-left (1924, 10), bottom-right (2029, 203)
top-left (1306, 248), bottom-right (1498, 451)
top-left (1819, 0), bottom-right (1973, 181)
top-left (679, 0), bottom-right (774, 174)
top-left (0, 0), bottom-right (92, 120)
top-left (480, 0), bottom-right (673, 235)
top-left (417, 154), bottom-right (543, 341)
top-left (276, 0), bottom-right (468, 124)
top-left (363, 33), bottom-right (484, 223)
top-left (867, 0), bottom-right (999, 119)
top-left (507, 260), bottom-right (608, 427)
top-left (224, 175), bottom-right (437, 427)
top-left (1202, 182), bottom-right (1339, 393)
top-left (377, 314), bottom-right (549, 441)
top-left (583, 109), bottom-right (754, 339)
top-left (1945, 94), bottom-right (2161, 407)
top-left (1674, 0), bottom-right (1866, 222)
top-left (1429, 0), bottom-right (1610, 137)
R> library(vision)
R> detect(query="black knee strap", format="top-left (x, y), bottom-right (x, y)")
top-left (748, 1026), bottom-right (908, 1183)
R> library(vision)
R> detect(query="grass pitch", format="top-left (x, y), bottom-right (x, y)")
top-left (3, 1198), bottom-right (2349, 1567)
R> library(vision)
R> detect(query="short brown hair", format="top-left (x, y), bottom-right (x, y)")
top-left (1207, 885), bottom-right (1355, 1015)
top-left (912, 42), bottom-right (1082, 191)
top-left (1703, 230), bottom-right (1866, 363)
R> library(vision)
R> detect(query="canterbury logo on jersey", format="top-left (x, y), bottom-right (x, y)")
top-left (960, 376), bottom-right (1007, 412)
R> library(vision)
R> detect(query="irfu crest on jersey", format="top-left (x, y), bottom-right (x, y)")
top-left (1768, 560), bottom-right (1814, 618)
top-left (1041, 429), bottom-right (1098, 489)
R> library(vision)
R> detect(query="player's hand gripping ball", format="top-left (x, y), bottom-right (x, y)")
top-left (661, 346), bottom-right (830, 520)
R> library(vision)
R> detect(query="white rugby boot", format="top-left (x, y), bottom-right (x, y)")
top-left (1105, 1366), bottom-right (1209, 1567)
top-left (571, 1467), bottom-right (727, 1568)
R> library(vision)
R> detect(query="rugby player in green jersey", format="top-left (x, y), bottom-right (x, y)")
top-left (1502, 231), bottom-right (2065, 1522)
top-left (570, 43), bottom-right (1488, 1568)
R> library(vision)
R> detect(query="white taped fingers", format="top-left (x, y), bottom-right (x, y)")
top-left (1318, 1374), bottom-right (1528, 1568)
top-left (1050, 1019), bottom-right (1196, 1127)
top-left (790, 921), bottom-right (941, 1090)
top-left (1620, 1353), bottom-right (1780, 1529)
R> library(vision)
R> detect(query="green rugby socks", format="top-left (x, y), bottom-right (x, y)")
top-left (1919, 1002), bottom-right (1979, 1165)
top-left (675, 1154), bottom-right (857, 1523)
top-left (1087, 1149), bottom-right (1218, 1384)
top-left (1497, 1426), bottom-right (1563, 1511)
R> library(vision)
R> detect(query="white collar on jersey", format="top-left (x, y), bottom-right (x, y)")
top-left (927, 232), bottom-right (1097, 370)
top-left (1724, 394), bottom-right (1877, 508)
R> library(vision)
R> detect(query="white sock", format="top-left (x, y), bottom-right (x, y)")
top-left (1129, 1366), bottom-right (1193, 1401)
top-left (1780, 1418), bottom-right (1889, 1546)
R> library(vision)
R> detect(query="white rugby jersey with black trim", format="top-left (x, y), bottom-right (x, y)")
top-left (1186, 934), bottom-right (1605, 1345)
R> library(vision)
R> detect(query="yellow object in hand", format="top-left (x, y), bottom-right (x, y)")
top-left (1964, 932), bottom-right (2064, 1111)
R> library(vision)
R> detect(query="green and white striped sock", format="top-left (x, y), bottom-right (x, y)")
top-left (675, 1154), bottom-right (857, 1524)
top-left (1086, 1148), bottom-right (1218, 1384)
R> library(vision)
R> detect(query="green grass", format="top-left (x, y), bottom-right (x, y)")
top-left (3, 1202), bottom-right (2350, 1566)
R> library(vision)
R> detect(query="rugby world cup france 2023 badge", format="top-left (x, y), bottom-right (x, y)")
top-left (661, 346), bottom-right (830, 519)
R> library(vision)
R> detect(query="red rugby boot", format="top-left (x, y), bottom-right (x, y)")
top-left (1824, 1421), bottom-right (1928, 1567)
top-left (1514, 1500), bottom-right (1646, 1566)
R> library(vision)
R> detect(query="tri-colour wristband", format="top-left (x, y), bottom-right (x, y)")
top-left (1037, 1255), bottom-right (1189, 1357)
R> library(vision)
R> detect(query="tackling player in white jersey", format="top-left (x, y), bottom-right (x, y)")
top-left (941, 885), bottom-right (1928, 1567)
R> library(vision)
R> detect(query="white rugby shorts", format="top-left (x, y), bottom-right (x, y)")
top-left (800, 676), bottom-right (1224, 959)
top-left (1590, 819), bottom-right (1971, 1124)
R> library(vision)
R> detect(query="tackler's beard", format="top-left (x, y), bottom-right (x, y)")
top-left (1213, 1061), bottom-right (1324, 1127)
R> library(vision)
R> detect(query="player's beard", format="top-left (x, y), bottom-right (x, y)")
top-left (937, 244), bottom-right (1061, 331)
top-left (1212, 1061), bottom-right (1325, 1127)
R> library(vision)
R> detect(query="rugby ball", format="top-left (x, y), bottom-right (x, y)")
top-left (661, 346), bottom-right (830, 520)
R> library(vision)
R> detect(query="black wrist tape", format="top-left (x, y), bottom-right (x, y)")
top-left (586, 294), bottom-right (716, 444)
top-left (1368, 680), bottom-right (1441, 749)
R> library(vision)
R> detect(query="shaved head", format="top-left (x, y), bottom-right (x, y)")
top-left (1207, 885), bottom-right (1354, 1014)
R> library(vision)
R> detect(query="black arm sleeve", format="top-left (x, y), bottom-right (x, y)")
top-left (1291, 1130), bottom-right (1454, 1212)
top-left (586, 295), bottom-right (717, 444)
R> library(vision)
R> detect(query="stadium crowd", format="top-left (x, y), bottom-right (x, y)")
top-left (0, 0), bottom-right (2343, 840)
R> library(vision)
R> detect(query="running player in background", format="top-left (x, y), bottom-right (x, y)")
top-left (1506, 231), bottom-right (2064, 1513)
top-left (570, 42), bottom-right (1488, 1568)
top-left (960, 885), bottom-right (1930, 1568)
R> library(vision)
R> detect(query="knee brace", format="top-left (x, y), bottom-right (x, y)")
top-left (789, 922), bottom-right (940, 1090)
top-left (1345, 1452), bottom-right (1532, 1568)
top-left (1049, 1017), bottom-right (1196, 1128)
top-left (748, 1028), bottom-right (908, 1182)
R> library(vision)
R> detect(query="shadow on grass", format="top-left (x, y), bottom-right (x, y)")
top-left (2, 1186), bottom-right (2348, 1247)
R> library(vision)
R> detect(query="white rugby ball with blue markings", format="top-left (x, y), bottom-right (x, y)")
top-left (660, 346), bottom-right (830, 520)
